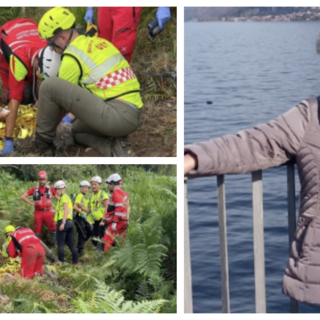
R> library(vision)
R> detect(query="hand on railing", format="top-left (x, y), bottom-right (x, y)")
top-left (184, 153), bottom-right (198, 176)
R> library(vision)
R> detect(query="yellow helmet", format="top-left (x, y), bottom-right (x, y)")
top-left (38, 7), bottom-right (76, 39)
top-left (4, 225), bottom-right (15, 234)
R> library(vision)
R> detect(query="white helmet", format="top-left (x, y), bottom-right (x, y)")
top-left (54, 180), bottom-right (67, 189)
top-left (79, 180), bottom-right (90, 188)
top-left (91, 176), bottom-right (102, 184)
top-left (106, 173), bottom-right (122, 185)
top-left (38, 46), bottom-right (61, 79)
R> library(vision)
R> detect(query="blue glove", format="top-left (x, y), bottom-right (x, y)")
top-left (156, 7), bottom-right (171, 30)
top-left (62, 114), bottom-right (74, 124)
top-left (81, 213), bottom-right (86, 219)
top-left (85, 7), bottom-right (94, 24)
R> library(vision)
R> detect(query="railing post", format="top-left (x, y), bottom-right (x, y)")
top-left (217, 175), bottom-right (230, 313)
top-left (287, 163), bottom-right (299, 313)
top-left (252, 170), bottom-right (266, 313)
top-left (184, 178), bottom-right (193, 313)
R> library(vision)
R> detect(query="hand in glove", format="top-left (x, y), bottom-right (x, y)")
top-left (85, 7), bottom-right (94, 24)
top-left (156, 7), bottom-right (171, 30)
top-left (112, 222), bottom-right (117, 232)
top-left (81, 213), bottom-right (86, 219)
top-left (62, 114), bottom-right (74, 124)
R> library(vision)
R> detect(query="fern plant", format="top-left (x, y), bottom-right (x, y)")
top-left (72, 281), bottom-right (166, 313)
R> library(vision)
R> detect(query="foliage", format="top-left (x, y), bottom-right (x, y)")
top-left (72, 280), bottom-right (166, 313)
top-left (0, 165), bottom-right (176, 313)
top-left (132, 7), bottom-right (177, 100)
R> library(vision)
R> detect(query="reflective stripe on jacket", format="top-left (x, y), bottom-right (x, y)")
top-left (110, 189), bottom-right (129, 223)
top-left (62, 35), bottom-right (143, 108)
top-left (8, 228), bottom-right (41, 256)
top-left (89, 190), bottom-right (108, 221)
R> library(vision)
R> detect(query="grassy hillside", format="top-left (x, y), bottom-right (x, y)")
top-left (0, 165), bottom-right (176, 313)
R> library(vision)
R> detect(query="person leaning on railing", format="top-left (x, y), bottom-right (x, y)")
top-left (185, 96), bottom-right (320, 306)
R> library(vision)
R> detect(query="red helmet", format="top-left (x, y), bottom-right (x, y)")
top-left (38, 171), bottom-right (48, 179)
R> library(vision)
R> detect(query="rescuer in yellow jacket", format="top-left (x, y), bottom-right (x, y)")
top-left (35, 7), bottom-right (143, 157)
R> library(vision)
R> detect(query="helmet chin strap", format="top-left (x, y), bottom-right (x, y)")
top-left (51, 29), bottom-right (74, 52)
top-left (65, 29), bottom-right (74, 50)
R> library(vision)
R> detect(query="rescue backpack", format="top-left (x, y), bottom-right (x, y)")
top-left (33, 186), bottom-right (51, 201)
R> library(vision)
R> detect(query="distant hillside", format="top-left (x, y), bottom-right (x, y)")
top-left (185, 7), bottom-right (320, 22)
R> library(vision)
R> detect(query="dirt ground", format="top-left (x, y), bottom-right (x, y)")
top-left (12, 98), bottom-right (176, 158)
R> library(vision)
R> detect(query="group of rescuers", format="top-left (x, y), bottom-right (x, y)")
top-left (1, 170), bottom-right (130, 279)
top-left (0, 6), bottom-right (172, 156)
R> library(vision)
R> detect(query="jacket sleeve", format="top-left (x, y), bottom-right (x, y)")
top-left (185, 100), bottom-right (310, 177)
top-left (7, 238), bottom-right (17, 258)
top-left (8, 67), bottom-right (26, 101)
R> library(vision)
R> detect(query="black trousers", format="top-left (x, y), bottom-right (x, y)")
top-left (92, 220), bottom-right (106, 251)
top-left (75, 215), bottom-right (93, 253)
top-left (57, 220), bottom-right (78, 264)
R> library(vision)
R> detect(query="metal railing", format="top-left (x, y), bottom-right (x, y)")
top-left (184, 163), bottom-right (298, 313)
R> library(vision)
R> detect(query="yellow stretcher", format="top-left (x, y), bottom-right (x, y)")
top-left (0, 105), bottom-right (37, 149)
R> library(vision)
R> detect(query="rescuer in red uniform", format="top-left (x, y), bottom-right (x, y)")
top-left (100, 173), bottom-right (129, 252)
top-left (0, 18), bottom-right (47, 155)
top-left (4, 225), bottom-right (45, 279)
top-left (20, 171), bottom-right (59, 243)
top-left (84, 7), bottom-right (171, 63)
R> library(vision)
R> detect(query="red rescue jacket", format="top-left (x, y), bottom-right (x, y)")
top-left (7, 228), bottom-right (40, 257)
top-left (105, 189), bottom-right (129, 223)
top-left (0, 18), bottom-right (46, 101)
top-left (27, 185), bottom-right (55, 210)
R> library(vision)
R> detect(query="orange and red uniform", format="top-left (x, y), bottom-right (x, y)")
top-left (26, 185), bottom-right (56, 238)
top-left (103, 188), bottom-right (129, 251)
top-left (0, 18), bottom-right (46, 104)
top-left (7, 228), bottom-right (45, 279)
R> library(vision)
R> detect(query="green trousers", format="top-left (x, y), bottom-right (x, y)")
top-left (36, 77), bottom-right (143, 156)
